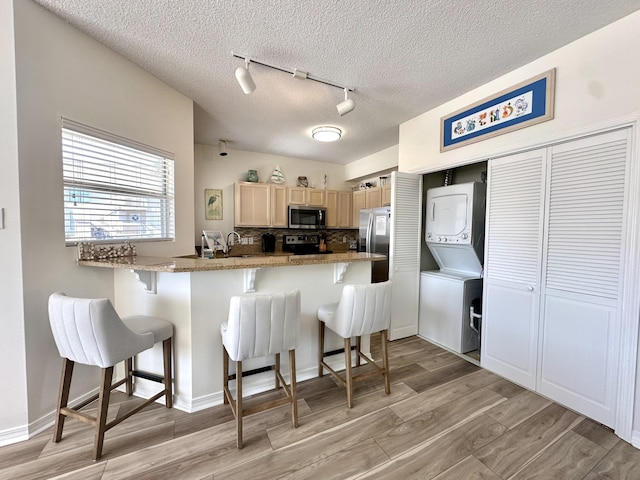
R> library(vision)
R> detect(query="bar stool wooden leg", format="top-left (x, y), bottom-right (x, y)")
top-left (94, 366), bottom-right (114, 461)
top-left (318, 320), bottom-right (325, 377)
top-left (54, 358), bottom-right (74, 443)
top-left (289, 349), bottom-right (298, 428)
top-left (163, 338), bottom-right (173, 408)
top-left (344, 338), bottom-right (353, 408)
top-left (355, 336), bottom-right (362, 367)
top-left (275, 353), bottom-right (281, 390)
top-left (125, 357), bottom-right (133, 396)
top-left (381, 330), bottom-right (390, 394)
top-left (236, 360), bottom-right (243, 449)
top-left (223, 347), bottom-right (229, 405)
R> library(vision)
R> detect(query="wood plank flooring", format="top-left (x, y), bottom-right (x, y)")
top-left (2, 335), bottom-right (639, 480)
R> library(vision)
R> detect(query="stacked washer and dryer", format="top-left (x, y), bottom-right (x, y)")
top-left (419, 182), bottom-right (486, 355)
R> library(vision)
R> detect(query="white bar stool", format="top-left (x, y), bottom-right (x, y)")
top-left (48, 292), bottom-right (173, 461)
top-left (221, 290), bottom-right (300, 448)
top-left (317, 281), bottom-right (392, 408)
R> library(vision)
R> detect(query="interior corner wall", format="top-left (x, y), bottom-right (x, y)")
top-left (11, 0), bottom-right (194, 435)
top-left (0, 0), bottom-right (28, 443)
top-left (399, 10), bottom-right (640, 174)
top-left (194, 145), bottom-right (351, 245)
top-left (344, 144), bottom-right (399, 181)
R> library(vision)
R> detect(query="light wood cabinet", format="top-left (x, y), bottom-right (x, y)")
top-left (325, 190), bottom-right (352, 229)
top-left (351, 188), bottom-right (383, 227)
top-left (382, 184), bottom-right (391, 206)
top-left (270, 185), bottom-right (288, 227)
top-left (288, 187), bottom-right (325, 206)
top-left (234, 182), bottom-right (287, 227)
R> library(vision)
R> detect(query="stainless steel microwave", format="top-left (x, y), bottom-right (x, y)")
top-left (288, 205), bottom-right (326, 229)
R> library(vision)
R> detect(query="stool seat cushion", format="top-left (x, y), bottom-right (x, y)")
top-left (122, 315), bottom-right (173, 343)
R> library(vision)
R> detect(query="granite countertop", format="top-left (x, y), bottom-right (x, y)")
top-left (77, 251), bottom-right (386, 273)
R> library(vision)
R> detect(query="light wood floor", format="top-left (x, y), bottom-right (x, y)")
top-left (2, 335), bottom-right (640, 480)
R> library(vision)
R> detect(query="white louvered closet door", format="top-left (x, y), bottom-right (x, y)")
top-left (389, 171), bottom-right (423, 340)
top-left (538, 128), bottom-right (629, 427)
top-left (482, 149), bottom-right (546, 389)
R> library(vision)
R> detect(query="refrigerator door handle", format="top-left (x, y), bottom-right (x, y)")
top-left (430, 202), bottom-right (435, 221)
top-left (366, 213), bottom-right (374, 254)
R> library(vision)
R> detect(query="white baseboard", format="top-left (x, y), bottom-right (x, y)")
top-left (0, 388), bottom-right (99, 447)
top-left (631, 430), bottom-right (640, 449)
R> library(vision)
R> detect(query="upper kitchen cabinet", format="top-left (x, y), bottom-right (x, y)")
top-left (234, 182), bottom-right (287, 227)
top-left (325, 190), bottom-right (352, 229)
top-left (289, 187), bottom-right (326, 206)
top-left (382, 184), bottom-right (391, 206)
top-left (271, 185), bottom-right (288, 227)
top-left (351, 187), bottom-right (383, 227)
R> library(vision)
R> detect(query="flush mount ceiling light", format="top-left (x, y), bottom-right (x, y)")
top-left (312, 126), bottom-right (342, 142)
top-left (232, 52), bottom-right (355, 116)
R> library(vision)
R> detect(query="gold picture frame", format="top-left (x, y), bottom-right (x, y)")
top-left (205, 188), bottom-right (222, 220)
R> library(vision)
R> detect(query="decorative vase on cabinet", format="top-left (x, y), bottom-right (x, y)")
top-left (247, 169), bottom-right (259, 182)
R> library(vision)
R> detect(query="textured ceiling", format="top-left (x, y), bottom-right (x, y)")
top-left (32, 0), bottom-right (640, 164)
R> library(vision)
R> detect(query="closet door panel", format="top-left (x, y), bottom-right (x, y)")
top-left (482, 150), bottom-right (545, 388)
top-left (538, 128), bottom-right (629, 428)
top-left (540, 293), bottom-right (616, 425)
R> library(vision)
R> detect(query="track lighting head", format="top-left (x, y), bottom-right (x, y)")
top-left (218, 140), bottom-right (228, 156)
top-left (235, 58), bottom-right (256, 94)
top-left (337, 88), bottom-right (355, 116)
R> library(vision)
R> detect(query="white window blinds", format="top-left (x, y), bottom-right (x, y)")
top-left (62, 118), bottom-right (175, 245)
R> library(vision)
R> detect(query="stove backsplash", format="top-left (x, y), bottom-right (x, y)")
top-left (228, 227), bottom-right (358, 254)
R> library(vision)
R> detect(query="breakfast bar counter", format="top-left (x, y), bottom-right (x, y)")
top-left (77, 251), bottom-right (385, 272)
top-left (78, 252), bottom-right (385, 413)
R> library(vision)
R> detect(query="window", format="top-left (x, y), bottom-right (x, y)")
top-left (62, 118), bottom-right (175, 245)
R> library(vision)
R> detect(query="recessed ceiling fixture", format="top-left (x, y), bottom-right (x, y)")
top-left (232, 52), bottom-right (355, 116)
top-left (312, 126), bottom-right (342, 142)
top-left (218, 139), bottom-right (228, 156)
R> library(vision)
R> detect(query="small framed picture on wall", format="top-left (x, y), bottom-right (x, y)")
top-left (205, 189), bottom-right (222, 220)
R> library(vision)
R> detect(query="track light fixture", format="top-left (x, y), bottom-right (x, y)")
top-left (337, 88), bottom-right (355, 116)
top-left (312, 126), bottom-right (342, 142)
top-left (234, 58), bottom-right (256, 94)
top-left (218, 139), bottom-right (228, 156)
top-left (232, 51), bottom-right (355, 116)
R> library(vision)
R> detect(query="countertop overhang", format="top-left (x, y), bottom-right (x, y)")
top-left (77, 251), bottom-right (386, 273)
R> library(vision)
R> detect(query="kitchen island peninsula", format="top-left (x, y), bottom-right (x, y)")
top-left (78, 252), bottom-right (385, 412)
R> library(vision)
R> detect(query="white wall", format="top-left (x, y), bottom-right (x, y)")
top-left (399, 11), bottom-right (640, 174)
top-left (194, 144), bottom-right (352, 244)
top-left (345, 144), bottom-right (398, 181)
top-left (1, 0), bottom-right (194, 440)
top-left (0, 0), bottom-right (28, 443)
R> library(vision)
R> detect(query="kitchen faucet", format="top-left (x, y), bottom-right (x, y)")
top-left (226, 231), bottom-right (241, 255)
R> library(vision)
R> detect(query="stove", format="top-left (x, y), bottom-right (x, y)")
top-left (283, 234), bottom-right (322, 255)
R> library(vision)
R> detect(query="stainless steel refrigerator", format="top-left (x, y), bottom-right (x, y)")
top-left (358, 206), bottom-right (390, 283)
